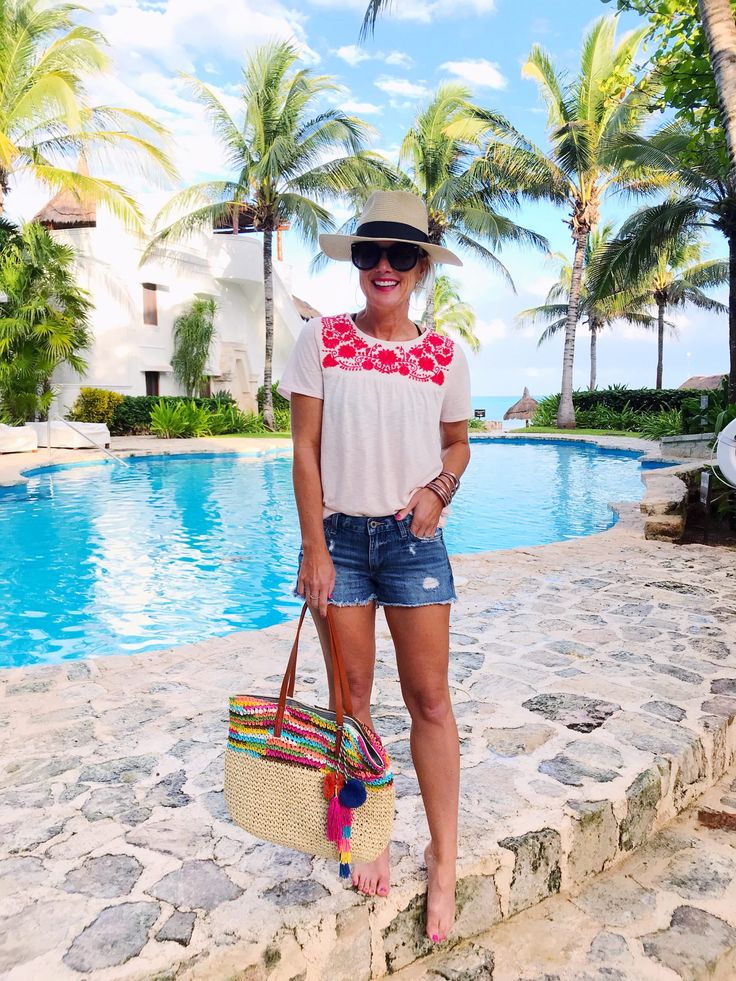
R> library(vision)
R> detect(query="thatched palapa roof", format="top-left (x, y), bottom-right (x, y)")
top-left (678, 374), bottom-right (726, 391)
top-left (504, 387), bottom-right (538, 421)
top-left (34, 156), bottom-right (96, 230)
top-left (293, 296), bottom-right (321, 320)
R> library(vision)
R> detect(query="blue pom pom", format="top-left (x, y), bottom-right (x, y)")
top-left (339, 778), bottom-right (367, 808)
top-left (339, 862), bottom-right (351, 878)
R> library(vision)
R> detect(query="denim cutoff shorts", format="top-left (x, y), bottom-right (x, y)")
top-left (295, 513), bottom-right (457, 607)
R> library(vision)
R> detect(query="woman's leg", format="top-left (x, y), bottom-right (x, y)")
top-left (310, 603), bottom-right (391, 897)
top-left (383, 603), bottom-right (458, 943)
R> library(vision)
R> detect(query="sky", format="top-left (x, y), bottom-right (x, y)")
top-left (7, 0), bottom-right (731, 397)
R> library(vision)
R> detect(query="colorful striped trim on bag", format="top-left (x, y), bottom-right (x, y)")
top-left (228, 695), bottom-right (394, 788)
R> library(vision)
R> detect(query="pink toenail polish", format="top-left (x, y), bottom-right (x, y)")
top-left (432, 934), bottom-right (439, 943)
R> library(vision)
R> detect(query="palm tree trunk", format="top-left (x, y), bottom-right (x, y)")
top-left (423, 288), bottom-right (436, 331)
top-left (656, 301), bottom-right (665, 389)
top-left (697, 0), bottom-right (736, 181)
top-left (589, 325), bottom-right (597, 391)
top-left (262, 228), bottom-right (275, 430)
top-left (557, 230), bottom-right (587, 428)
top-left (729, 228), bottom-right (736, 403)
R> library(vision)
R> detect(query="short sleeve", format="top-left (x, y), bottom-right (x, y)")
top-left (277, 318), bottom-right (323, 401)
top-left (440, 343), bottom-right (471, 422)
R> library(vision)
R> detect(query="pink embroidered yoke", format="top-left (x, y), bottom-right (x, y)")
top-left (277, 314), bottom-right (472, 519)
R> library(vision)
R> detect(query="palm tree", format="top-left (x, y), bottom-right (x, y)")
top-left (0, 221), bottom-right (92, 422)
top-left (518, 16), bottom-right (653, 425)
top-left (517, 228), bottom-right (657, 391)
top-left (428, 275), bottom-right (480, 352)
top-left (629, 243), bottom-right (727, 388)
top-left (172, 298), bottom-right (217, 397)
top-left (149, 41), bottom-right (390, 429)
top-left (0, 0), bottom-right (174, 228)
top-left (588, 121), bottom-right (736, 402)
top-left (398, 83), bottom-right (548, 329)
top-left (697, 0), bottom-right (736, 180)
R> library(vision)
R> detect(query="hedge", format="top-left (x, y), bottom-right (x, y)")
top-left (257, 382), bottom-right (290, 414)
top-left (567, 387), bottom-right (709, 413)
top-left (112, 393), bottom-right (234, 434)
top-left (67, 388), bottom-right (235, 434)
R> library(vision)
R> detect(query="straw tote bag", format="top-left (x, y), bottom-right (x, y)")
top-left (224, 604), bottom-right (395, 877)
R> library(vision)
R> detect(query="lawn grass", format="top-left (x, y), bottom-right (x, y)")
top-left (510, 427), bottom-right (644, 437)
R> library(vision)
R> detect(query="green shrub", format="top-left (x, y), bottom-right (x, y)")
top-left (530, 386), bottom-right (721, 432)
top-left (257, 382), bottom-right (290, 414)
top-left (639, 408), bottom-right (684, 440)
top-left (68, 387), bottom-right (124, 427)
top-left (150, 400), bottom-right (189, 438)
top-left (208, 404), bottom-right (259, 434)
top-left (149, 399), bottom-right (213, 438)
top-left (111, 393), bottom-right (234, 435)
top-left (467, 416), bottom-right (486, 432)
top-left (179, 400), bottom-right (212, 437)
top-left (530, 394), bottom-right (560, 427)
top-left (274, 407), bottom-right (291, 432)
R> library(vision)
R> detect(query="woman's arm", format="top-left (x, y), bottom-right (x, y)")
top-left (291, 393), bottom-right (335, 618)
top-left (395, 420), bottom-right (471, 538)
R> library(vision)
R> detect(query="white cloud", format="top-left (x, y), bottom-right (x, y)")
top-left (385, 50), bottom-right (413, 69)
top-left (343, 100), bottom-right (384, 116)
top-left (440, 58), bottom-right (507, 90)
top-left (309, 0), bottom-right (495, 24)
top-left (335, 44), bottom-right (371, 66)
top-left (374, 75), bottom-right (430, 99)
top-left (335, 46), bottom-right (413, 70)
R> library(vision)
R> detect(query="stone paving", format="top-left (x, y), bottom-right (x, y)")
top-left (0, 440), bottom-right (735, 979)
top-left (396, 761), bottom-right (736, 980)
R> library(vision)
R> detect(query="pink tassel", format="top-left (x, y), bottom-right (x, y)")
top-left (327, 797), bottom-right (351, 844)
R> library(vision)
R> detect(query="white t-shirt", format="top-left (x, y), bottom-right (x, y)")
top-left (277, 313), bottom-right (471, 519)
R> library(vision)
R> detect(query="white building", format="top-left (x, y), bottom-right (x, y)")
top-left (35, 184), bottom-right (305, 415)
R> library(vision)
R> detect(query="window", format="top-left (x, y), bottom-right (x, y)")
top-left (144, 371), bottom-right (160, 397)
top-left (142, 283), bottom-right (158, 326)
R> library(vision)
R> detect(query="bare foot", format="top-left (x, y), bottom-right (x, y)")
top-left (424, 843), bottom-right (456, 943)
top-left (352, 845), bottom-right (390, 897)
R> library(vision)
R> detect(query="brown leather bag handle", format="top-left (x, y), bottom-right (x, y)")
top-left (274, 604), bottom-right (354, 759)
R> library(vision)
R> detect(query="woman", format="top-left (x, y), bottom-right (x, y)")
top-left (278, 190), bottom-right (471, 944)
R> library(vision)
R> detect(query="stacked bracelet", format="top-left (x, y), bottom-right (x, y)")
top-left (425, 469), bottom-right (461, 507)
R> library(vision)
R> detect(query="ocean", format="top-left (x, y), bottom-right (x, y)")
top-left (472, 394), bottom-right (543, 429)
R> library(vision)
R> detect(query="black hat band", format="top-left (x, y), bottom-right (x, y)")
top-left (355, 221), bottom-right (429, 243)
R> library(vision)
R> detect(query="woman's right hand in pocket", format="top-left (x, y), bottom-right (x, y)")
top-left (297, 546), bottom-right (335, 618)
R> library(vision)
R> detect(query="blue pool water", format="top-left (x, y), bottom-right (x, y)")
top-left (0, 440), bottom-right (661, 667)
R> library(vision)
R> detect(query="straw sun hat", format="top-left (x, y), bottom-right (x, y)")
top-left (319, 191), bottom-right (462, 267)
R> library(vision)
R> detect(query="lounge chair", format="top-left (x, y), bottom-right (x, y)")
top-left (0, 424), bottom-right (39, 454)
top-left (26, 420), bottom-right (111, 449)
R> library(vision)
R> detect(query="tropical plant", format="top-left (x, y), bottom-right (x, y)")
top-left (171, 298), bottom-right (217, 397)
top-left (149, 399), bottom-right (213, 438)
top-left (516, 16), bottom-right (655, 426)
top-left (0, 221), bottom-right (92, 422)
top-left (149, 41), bottom-right (390, 429)
top-left (639, 408), bottom-right (684, 439)
top-left (397, 83), bottom-right (547, 328)
top-left (0, 0), bottom-right (174, 226)
top-left (517, 226), bottom-right (658, 390)
top-left (68, 386), bottom-right (124, 426)
top-left (621, 242), bottom-right (726, 389)
top-left (428, 275), bottom-right (480, 351)
top-left (588, 121), bottom-right (736, 403)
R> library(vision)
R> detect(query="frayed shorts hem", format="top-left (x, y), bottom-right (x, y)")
top-left (292, 591), bottom-right (457, 609)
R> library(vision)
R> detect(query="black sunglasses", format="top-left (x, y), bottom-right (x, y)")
top-left (351, 241), bottom-right (424, 272)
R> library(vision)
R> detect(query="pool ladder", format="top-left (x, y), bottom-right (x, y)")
top-left (47, 417), bottom-right (131, 467)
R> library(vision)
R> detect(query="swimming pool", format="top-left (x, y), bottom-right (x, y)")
top-left (0, 440), bottom-right (663, 667)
